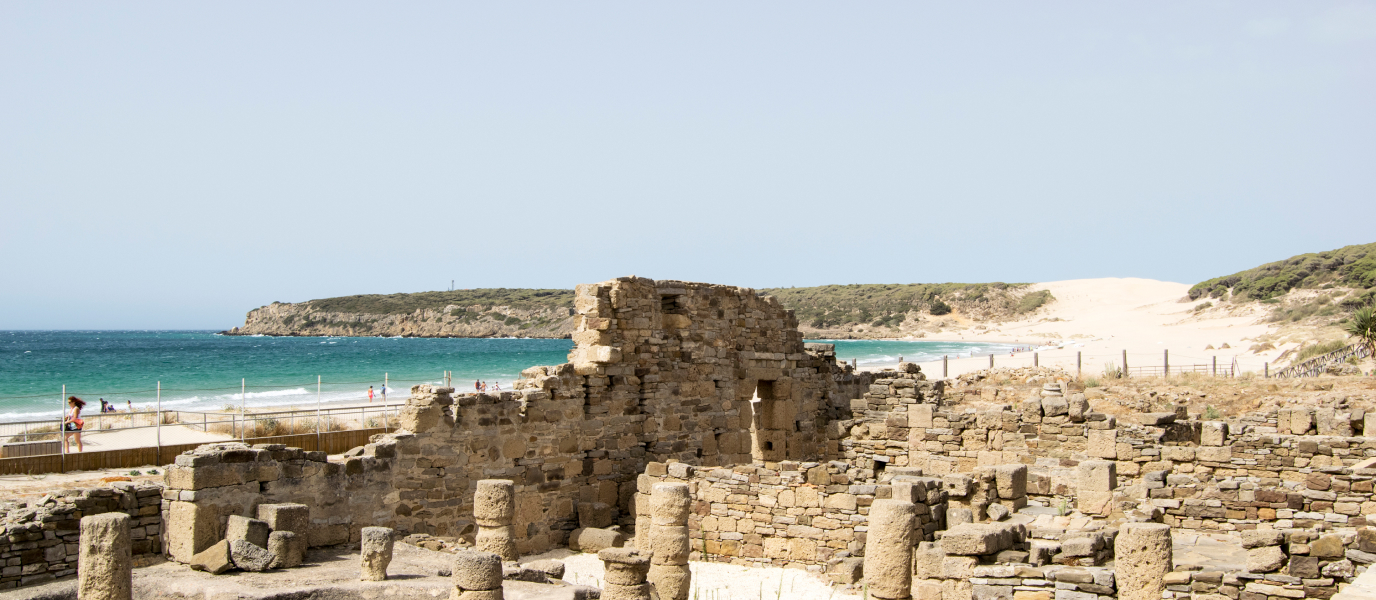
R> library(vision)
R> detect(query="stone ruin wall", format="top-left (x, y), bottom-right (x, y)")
top-left (0, 482), bottom-right (161, 590)
top-left (159, 277), bottom-right (868, 564)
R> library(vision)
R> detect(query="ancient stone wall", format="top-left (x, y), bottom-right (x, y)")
top-left (0, 482), bottom-right (161, 590)
top-left (163, 278), bottom-right (862, 561)
top-left (636, 461), bottom-right (946, 569)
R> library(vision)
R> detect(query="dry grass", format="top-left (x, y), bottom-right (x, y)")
top-left (208, 413), bottom-right (353, 438)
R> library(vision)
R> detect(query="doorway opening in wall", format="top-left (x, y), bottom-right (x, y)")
top-left (752, 380), bottom-right (777, 455)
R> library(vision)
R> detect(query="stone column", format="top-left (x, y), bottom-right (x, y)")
top-left (474, 479), bottom-right (517, 561)
top-left (360, 527), bottom-right (395, 581)
top-left (1114, 523), bottom-right (1172, 600)
top-left (79, 512), bottom-right (132, 600)
top-left (863, 499), bottom-right (916, 600)
top-left (646, 482), bottom-right (691, 600)
top-left (600, 547), bottom-right (653, 600)
top-left (452, 549), bottom-right (504, 600)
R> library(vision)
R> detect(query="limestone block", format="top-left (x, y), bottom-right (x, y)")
top-left (1087, 429), bottom-right (1117, 459)
top-left (1292, 409), bottom-right (1313, 435)
top-left (359, 527), bottom-right (394, 581)
top-left (1078, 491), bottom-right (1114, 516)
top-left (863, 500), bottom-right (916, 599)
top-left (229, 539), bottom-right (274, 572)
top-left (268, 531), bottom-right (303, 569)
top-left (1041, 396), bottom-right (1068, 418)
top-left (913, 542), bottom-right (944, 579)
top-left (1240, 530), bottom-right (1285, 549)
top-left (947, 507), bottom-right (973, 527)
top-left (1246, 546), bottom-right (1287, 573)
top-left (1201, 422), bottom-right (1228, 446)
top-left (474, 479), bottom-right (515, 526)
top-left (79, 513), bottom-right (132, 600)
top-left (226, 515), bottom-right (270, 549)
top-left (1195, 446), bottom-right (1232, 462)
top-left (650, 483), bottom-right (691, 526)
top-left (1365, 413), bottom-right (1376, 438)
top-left (994, 464), bottom-right (1027, 499)
top-left (1311, 534), bottom-right (1345, 558)
top-left (570, 527), bottom-right (626, 553)
top-left (1077, 461), bottom-right (1116, 492)
top-left (578, 502), bottom-right (614, 529)
top-left (475, 524), bottom-right (518, 561)
top-left (452, 549), bottom-right (504, 590)
top-left (1163, 446), bottom-right (1194, 462)
top-left (911, 404), bottom-right (934, 429)
top-left (830, 557), bottom-right (865, 584)
top-left (189, 539), bottom-right (232, 575)
top-left (167, 500), bottom-right (220, 563)
top-left (1067, 393), bottom-right (1089, 422)
top-left (1021, 397), bottom-right (1042, 423)
top-left (987, 504), bottom-right (1010, 521)
top-left (940, 523), bottom-right (1015, 556)
top-left (257, 503), bottom-right (310, 538)
top-left (647, 563), bottom-right (691, 600)
top-left (1114, 523), bottom-right (1171, 600)
top-left (944, 474), bottom-right (972, 498)
top-left (599, 547), bottom-right (651, 586)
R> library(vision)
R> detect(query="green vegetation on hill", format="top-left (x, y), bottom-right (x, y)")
top-left (1189, 242), bottom-right (1376, 309)
top-left (306, 288), bottom-right (575, 315)
top-left (758, 283), bottom-right (1039, 329)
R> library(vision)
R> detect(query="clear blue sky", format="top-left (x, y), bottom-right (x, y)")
top-left (2, 3), bottom-right (1373, 329)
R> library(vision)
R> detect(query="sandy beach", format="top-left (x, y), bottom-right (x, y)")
top-left (868, 278), bottom-right (1307, 379)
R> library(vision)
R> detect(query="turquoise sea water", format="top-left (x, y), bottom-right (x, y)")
top-left (0, 331), bottom-right (1014, 422)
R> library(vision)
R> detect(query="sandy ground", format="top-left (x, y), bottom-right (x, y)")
top-left (525, 549), bottom-right (862, 600)
top-left (878, 278), bottom-right (1300, 379)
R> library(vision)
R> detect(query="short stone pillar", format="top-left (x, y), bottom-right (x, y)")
top-left (1114, 523), bottom-right (1172, 600)
top-left (360, 527), bottom-right (395, 581)
top-left (268, 531), bottom-right (302, 568)
top-left (452, 549), bottom-right (504, 600)
top-left (79, 512), bottom-right (133, 600)
top-left (599, 547), bottom-right (653, 600)
top-left (646, 483), bottom-right (691, 600)
top-left (474, 479), bottom-right (517, 561)
top-left (863, 499), bottom-right (917, 600)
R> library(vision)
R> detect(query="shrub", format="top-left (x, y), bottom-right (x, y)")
top-left (1083, 377), bottom-right (1101, 388)
top-left (1294, 339), bottom-right (1350, 364)
top-left (930, 300), bottom-right (952, 316)
top-left (1204, 405), bottom-right (1221, 420)
top-left (1015, 290), bottom-right (1054, 314)
top-left (1347, 306), bottom-right (1376, 355)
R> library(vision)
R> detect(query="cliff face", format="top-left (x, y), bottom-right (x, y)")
top-left (224, 301), bottom-right (577, 338)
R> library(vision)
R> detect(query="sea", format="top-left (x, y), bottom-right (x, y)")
top-left (0, 331), bottom-right (1017, 423)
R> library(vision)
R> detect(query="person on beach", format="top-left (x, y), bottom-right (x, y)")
top-left (380, 385), bottom-right (387, 401)
top-left (368, 386), bottom-right (374, 402)
top-left (126, 400), bottom-right (132, 412)
top-left (64, 396), bottom-right (85, 453)
top-left (99, 399), bottom-right (110, 413)
top-left (475, 380), bottom-right (480, 392)
top-left (493, 382), bottom-right (500, 392)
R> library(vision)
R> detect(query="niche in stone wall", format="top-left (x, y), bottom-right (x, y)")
top-left (751, 380), bottom-right (786, 462)
top-left (660, 293), bottom-right (685, 314)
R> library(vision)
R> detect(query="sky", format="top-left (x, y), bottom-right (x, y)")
top-left (2, 2), bottom-right (1374, 329)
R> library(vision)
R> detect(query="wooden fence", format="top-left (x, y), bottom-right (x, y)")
top-left (0, 428), bottom-right (388, 477)
top-left (1271, 343), bottom-right (1372, 379)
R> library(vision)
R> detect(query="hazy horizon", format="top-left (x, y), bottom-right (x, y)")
top-left (3, 2), bottom-right (1373, 329)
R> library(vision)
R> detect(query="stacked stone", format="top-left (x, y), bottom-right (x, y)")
top-left (1114, 523), bottom-right (1170, 600)
top-left (646, 483), bottom-right (691, 600)
top-left (452, 549), bottom-right (504, 600)
top-left (941, 463), bottom-right (1026, 525)
top-left (360, 526), bottom-right (395, 581)
top-left (78, 513), bottom-right (132, 600)
top-left (599, 547), bottom-right (653, 600)
top-left (257, 503), bottom-right (310, 568)
top-left (862, 499), bottom-right (916, 599)
top-left (913, 521), bottom-right (1028, 600)
top-left (225, 515), bottom-right (274, 572)
top-left (474, 480), bottom-right (517, 561)
top-left (1076, 461), bottom-right (1117, 516)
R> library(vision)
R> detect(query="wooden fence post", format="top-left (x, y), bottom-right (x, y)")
top-left (989, 354), bottom-right (994, 369)
top-left (1034, 352), bottom-right (1039, 367)
top-left (943, 355), bottom-right (948, 378)
top-left (1212, 356), bottom-right (1217, 376)
top-left (1123, 350), bottom-right (1129, 378)
top-left (1077, 351), bottom-right (1082, 377)
top-left (1164, 349), bottom-right (1169, 377)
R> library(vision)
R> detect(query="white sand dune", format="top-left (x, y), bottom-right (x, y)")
top-left (910, 278), bottom-right (1288, 378)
